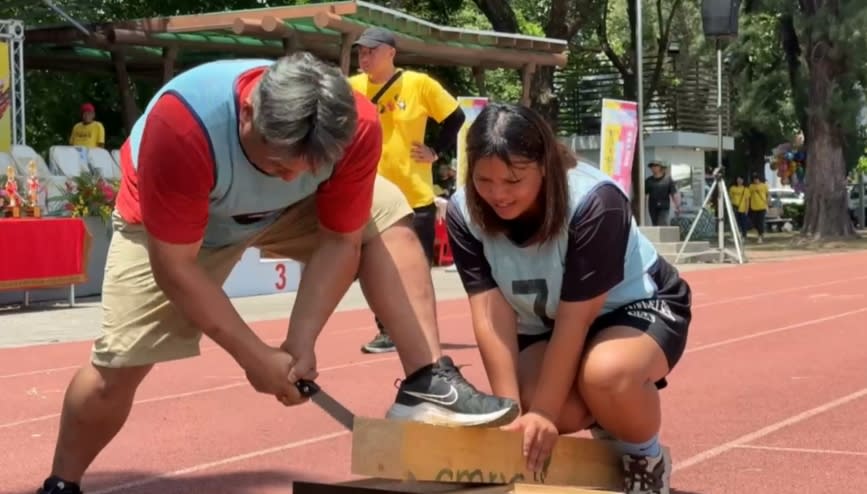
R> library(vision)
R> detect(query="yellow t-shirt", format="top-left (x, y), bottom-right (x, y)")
top-left (69, 121), bottom-right (105, 148)
top-left (349, 70), bottom-right (458, 208)
top-left (748, 182), bottom-right (769, 211)
top-left (729, 185), bottom-right (749, 213)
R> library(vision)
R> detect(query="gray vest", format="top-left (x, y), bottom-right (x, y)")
top-left (128, 59), bottom-right (336, 248)
top-left (450, 163), bottom-right (660, 335)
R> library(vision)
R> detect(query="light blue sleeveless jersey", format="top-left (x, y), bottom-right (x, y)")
top-left (450, 163), bottom-right (660, 335)
top-left (127, 59), bottom-right (337, 248)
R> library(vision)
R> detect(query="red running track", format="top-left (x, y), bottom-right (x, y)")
top-left (1, 250), bottom-right (866, 494)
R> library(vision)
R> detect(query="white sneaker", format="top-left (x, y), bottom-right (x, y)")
top-left (622, 448), bottom-right (672, 494)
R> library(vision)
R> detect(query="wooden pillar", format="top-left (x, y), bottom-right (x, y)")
top-left (282, 35), bottom-right (298, 56)
top-left (471, 67), bottom-right (487, 96)
top-left (338, 32), bottom-right (356, 75)
top-left (161, 46), bottom-right (178, 84)
top-left (110, 50), bottom-right (140, 134)
top-left (520, 63), bottom-right (536, 107)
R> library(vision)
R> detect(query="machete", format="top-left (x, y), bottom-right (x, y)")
top-left (295, 379), bottom-right (356, 431)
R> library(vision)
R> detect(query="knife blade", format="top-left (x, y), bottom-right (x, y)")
top-left (295, 379), bottom-right (355, 431)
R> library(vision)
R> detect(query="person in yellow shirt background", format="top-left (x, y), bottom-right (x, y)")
top-left (349, 27), bottom-right (466, 354)
top-left (69, 102), bottom-right (105, 148)
top-left (748, 173), bottom-right (769, 243)
top-left (728, 176), bottom-right (750, 236)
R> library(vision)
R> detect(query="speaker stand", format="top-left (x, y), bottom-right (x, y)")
top-left (675, 40), bottom-right (745, 264)
top-left (675, 166), bottom-right (746, 264)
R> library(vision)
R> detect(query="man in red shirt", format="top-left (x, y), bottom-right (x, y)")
top-left (36, 53), bottom-right (518, 494)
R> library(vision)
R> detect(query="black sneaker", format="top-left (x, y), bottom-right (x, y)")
top-left (385, 356), bottom-right (519, 427)
top-left (361, 332), bottom-right (396, 354)
top-left (36, 476), bottom-right (82, 494)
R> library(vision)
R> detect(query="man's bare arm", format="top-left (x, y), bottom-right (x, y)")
top-left (146, 237), bottom-right (266, 368)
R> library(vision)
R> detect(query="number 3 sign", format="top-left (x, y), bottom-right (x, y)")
top-left (274, 263), bottom-right (287, 290)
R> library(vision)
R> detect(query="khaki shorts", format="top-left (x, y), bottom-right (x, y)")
top-left (91, 175), bottom-right (413, 368)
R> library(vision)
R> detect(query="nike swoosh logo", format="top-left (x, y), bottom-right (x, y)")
top-left (403, 386), bottom-right (459, 406)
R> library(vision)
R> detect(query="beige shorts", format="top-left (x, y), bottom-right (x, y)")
top-left (91, 175), bottom-right (413, 368)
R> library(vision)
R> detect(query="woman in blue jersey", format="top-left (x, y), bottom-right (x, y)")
top-left (445, 103), bottom-right (691, 494)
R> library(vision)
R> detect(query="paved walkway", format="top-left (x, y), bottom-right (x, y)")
top-left (0, 245), bottom-right (849, 349)
top-left (0, 267), bottom-right (472, 348)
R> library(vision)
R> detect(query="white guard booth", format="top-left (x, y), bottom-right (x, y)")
top-left (222, 248), bottom-right (302, 297)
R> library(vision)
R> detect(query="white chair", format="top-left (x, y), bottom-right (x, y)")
top-left (88, 147), bottom-right (120, 180)
top-left (11, 144), bottom-right (54, 177)
top-left (49, 145), bottom-right (89, 178)
top-left (0, 151), bottom-right (17, 174)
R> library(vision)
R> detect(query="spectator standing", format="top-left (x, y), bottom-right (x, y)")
top-left (69, 102), bottom-right (106, 148)
top-left (349, 27), bottom-right (466, 354)
top-left (728, 176), bottom-right (749, 235)
top-left (748, 173), bottom-right (769, 243)
top-left (645, 160), bottom-right (680, 226)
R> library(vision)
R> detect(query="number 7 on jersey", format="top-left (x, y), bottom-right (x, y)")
top-left (512, 278), bottom-right (555, 330)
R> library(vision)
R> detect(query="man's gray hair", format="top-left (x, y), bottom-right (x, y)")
top-left (251, 52), bottom-right (357, 169)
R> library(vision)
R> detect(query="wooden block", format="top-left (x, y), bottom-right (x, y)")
top-left (350, 418), bottom-right (622, 491)
top-left (293, 479), bottom-right (619, 494)
top-left (294, 478), bottom-right (482, 494)
top-left (338, 478), bottom-right (483, 493)
top-left (510, 484), bottom-right (620, 494)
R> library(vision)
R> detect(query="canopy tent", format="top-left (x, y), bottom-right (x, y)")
top-left (23, 1), bottom-right (569, 127)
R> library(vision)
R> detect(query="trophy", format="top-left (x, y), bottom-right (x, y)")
top-left (3, 165), bottom-right (21, 217)
top-left (25, 161), bottom-right (41, 218)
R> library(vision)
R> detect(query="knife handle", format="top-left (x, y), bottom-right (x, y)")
top-left (295, 379), bottom-right (320, 397)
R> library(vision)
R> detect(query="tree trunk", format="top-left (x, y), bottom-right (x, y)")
top-left (800, 41), bottom-right (855, 240)
top-left (779, 14), bottom-right (809, 136)
top-left (471, 0), bottom-right (519, 32)
top-left (531, 66), bottom-right (560, 130)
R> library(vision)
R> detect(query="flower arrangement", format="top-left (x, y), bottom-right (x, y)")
top-left (49, 171), bottom-right (119, 223)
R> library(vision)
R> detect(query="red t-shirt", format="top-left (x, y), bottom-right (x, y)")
top-left (115, 68), bottom-right (382, 245)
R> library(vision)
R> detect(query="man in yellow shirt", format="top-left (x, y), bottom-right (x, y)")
top-left (728, 176), bottom-right (749, 235)
top-left (69, 102), bottom-right (105, 148)
top-left (349, 27), bottom-right (465, 353)
top-left (748, 173), bottom-right (769, 243)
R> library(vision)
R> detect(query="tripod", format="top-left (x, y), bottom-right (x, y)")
top-left (675, 166), bottom-right (746, 264)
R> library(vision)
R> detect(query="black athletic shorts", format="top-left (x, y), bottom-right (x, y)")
top-left (516, 256), bottom-right (691, 390)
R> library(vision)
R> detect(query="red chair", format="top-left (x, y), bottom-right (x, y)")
top-left (433, 218), bottom-right (453, 266)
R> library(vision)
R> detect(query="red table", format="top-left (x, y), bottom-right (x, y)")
top-left (0, 217), bottom-right (91, 304)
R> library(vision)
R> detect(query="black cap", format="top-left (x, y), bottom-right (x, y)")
top-left (353, 27), bottom-right (396, 48)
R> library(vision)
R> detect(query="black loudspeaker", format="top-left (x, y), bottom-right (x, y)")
top-left (701, 0), bottom-right (741, 39)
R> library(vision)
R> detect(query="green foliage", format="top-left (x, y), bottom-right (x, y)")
top-left (812, 5), bottom-right (867, 135)
top-left (856, 144), bottom-right (867, 175)
top-left (783, 203), bottom-right (805, 227)
top-left (727, 12), bottom-right (799, 144)
top-left (17, 0), bottom-right (862, 195)
top-left (25, 74), bottom-right (123, 155)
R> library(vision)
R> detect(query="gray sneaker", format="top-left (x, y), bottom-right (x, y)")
top-left (361, 332), bottom-right (396, 353)
top-left (622, 448), bottom-right (672, 494)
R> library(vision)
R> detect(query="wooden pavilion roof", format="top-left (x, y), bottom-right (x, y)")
top-left (23, 1), bottom-right (569, 77)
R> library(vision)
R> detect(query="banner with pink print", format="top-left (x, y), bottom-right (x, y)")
top-left (598, 98), bottom-right (638, 195)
